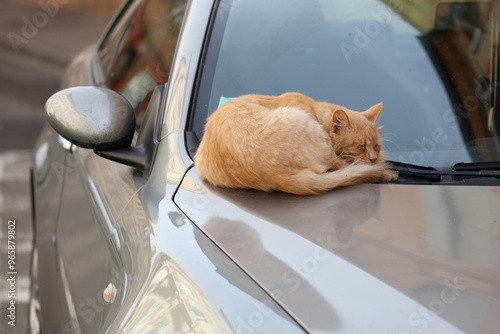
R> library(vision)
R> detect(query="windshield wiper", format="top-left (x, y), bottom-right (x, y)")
top-left (387, 160), bottom-right (500, 183)
top-left (452, 161), bottom-right (500, 172)
top-left (386, 160), bottom-right (441, 181)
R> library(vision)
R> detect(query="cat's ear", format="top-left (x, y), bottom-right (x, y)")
top-left (330, 109), bottom-right (351, 134)
top-left (363, 103), bottom-right (383, 123)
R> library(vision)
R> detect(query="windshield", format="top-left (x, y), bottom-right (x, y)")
top-left (192, 0), bottom-right (500, 169)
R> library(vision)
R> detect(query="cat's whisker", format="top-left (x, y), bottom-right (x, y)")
top-left (381, 133), bottom-right (398, 147)
top-left (382, 132), bottom-right (397, 140)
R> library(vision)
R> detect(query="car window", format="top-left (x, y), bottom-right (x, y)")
top-left (192, 0), bottom-right (500, 169)
top-left (99, 0), bottom-right (187, 129)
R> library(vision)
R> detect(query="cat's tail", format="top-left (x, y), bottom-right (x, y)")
top-left (281, 164), bottom-right (394, 195)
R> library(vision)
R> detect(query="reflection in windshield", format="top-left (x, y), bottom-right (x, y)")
top-left (193, 0), bottom-right (500, 168)
top-left (423, 2), bottom-right (500, 163)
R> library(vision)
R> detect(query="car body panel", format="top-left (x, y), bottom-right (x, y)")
top-left (29, 13), bottom-right (126, 334)
top-left (100, 130), bottom-right (304, 333)
top-left (31, 39), bottom-right (103, 333)
top-left (54, 148), bottom-right (134, 333)
top-left (159, 0), bottom-right (213, 140)
top-left (31, 0), bottom-right (500, 332)
top-left (31, 128), bottom-right (73, 332)
top-left (32, 0), bottom-right (308, 332)
top-left (175, 169), bottom-right (500, 333)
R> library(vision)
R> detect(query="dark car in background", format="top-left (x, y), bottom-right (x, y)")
top-left (31, 0), bottom-right (500, 333)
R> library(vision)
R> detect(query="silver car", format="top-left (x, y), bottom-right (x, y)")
top-left (31, 0), bottom-right (500, 333)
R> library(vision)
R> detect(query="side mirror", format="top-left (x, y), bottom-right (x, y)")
top-left (45, 86), bottom-right (136, 151)
top-left (45, 85), bottom-right (164, 177)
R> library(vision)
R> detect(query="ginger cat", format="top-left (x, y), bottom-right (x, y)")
top-left (195, 92), bottom-right (397, 195)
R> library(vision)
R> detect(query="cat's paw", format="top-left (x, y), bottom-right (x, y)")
top-left (382, 169), bottom-right (398, 182)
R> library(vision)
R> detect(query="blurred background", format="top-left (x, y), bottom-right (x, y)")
top-left (0, 0), bottom-right (122, 332)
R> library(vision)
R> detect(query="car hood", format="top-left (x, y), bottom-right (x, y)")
top-left (174, 168), bottom-right (500, 333)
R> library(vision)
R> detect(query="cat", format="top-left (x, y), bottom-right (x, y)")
top-left (195, 92), bottom-right (397, 195)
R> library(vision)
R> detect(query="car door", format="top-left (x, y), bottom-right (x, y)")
top-left (46, 0), bottom-right (187, 332)
top-left (53, 147), bottom-right (130, 333)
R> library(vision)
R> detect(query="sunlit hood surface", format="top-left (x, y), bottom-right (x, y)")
top-left (174, 168), bottom-right (500, 333)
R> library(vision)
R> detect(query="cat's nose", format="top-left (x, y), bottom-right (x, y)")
top-left (369, 158), bottom-right (377, 164)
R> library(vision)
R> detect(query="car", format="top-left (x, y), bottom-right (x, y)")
top-left (30, 0), bottom-right (500, 333)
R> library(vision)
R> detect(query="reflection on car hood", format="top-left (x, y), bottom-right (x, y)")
top-left (174, 168), bottom-right (500, 334)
